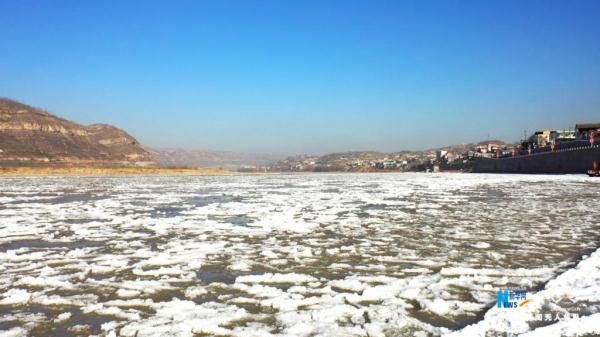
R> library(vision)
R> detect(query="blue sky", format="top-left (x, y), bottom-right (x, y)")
top-left (1, 0), bottom-right (599, 154)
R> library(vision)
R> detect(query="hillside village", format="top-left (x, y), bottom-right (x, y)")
top-left (266, 142), bottom-right (504, 172)
top-left (265, 124), bottom-right (600, 173)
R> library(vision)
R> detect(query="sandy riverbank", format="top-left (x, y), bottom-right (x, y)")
top-left (0, 166), bottom-right (232, 176)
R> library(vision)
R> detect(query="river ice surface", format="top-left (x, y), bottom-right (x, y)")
top-left (0, 173), bottom-right (599, 337)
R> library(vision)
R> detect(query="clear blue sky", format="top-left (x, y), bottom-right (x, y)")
top-left (1, 0), bottom-right (599, 154)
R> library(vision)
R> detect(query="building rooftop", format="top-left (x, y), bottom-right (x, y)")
top-left (575, 123), bottom-right (600, 131)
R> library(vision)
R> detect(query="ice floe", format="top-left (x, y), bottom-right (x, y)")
top-left (0, 173), bottom-right (599, 336)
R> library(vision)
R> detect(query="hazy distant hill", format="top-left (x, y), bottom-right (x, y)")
top-left (269, 140), bottom-right (511, 172)
top-left (0, 98), bottom-right (154, 166)
top-left (149, 148), bottom-right (283, 168)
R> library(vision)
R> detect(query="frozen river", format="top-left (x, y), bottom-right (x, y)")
top-left (1, 173), bottom-right (599, 337)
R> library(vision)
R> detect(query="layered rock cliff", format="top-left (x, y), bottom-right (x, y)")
top-left (0, 98), bottom-right (155, 166)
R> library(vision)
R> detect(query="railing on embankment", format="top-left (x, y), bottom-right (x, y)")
top-left (473, 144), bottom-right (600, 174)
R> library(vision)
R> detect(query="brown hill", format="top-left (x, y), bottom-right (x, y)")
top-left (0, 98), bottom-right (154, 166)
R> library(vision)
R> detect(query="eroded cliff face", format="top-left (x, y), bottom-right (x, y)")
top-left (0, 98), bottom-right (155, 166)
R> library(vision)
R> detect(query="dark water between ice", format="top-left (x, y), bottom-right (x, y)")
top-left (1, 173), bottom-right (599, 336)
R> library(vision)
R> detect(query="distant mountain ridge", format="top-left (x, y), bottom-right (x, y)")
top-left (0, 98), bottom-right (154, 166)
top-left (0, 97), bottom-right (511, 169)
top-left (149, 148), bottom-right (283, 168)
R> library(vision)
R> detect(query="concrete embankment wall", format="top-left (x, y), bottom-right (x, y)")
top-left (473, 144), bottom-right (600, 174)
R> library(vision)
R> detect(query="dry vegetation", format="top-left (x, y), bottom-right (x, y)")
top-left (0, 166), bottom-right (232, 177)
